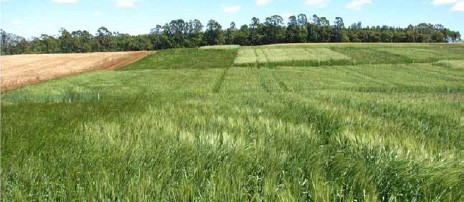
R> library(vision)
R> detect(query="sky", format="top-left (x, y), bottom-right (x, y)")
top-left (0, 0), bottom-right (463, 39)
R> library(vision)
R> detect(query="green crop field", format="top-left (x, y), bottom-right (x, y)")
top-left (2, 44), bottom-right (464, 201)
top-left (199, 45), bottom-right (241, 50)
top-left (234, 48), bottom-right (351, 66)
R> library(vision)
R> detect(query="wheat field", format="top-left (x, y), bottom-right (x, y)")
top-left (2, 44), bottom-right (464, 201)
top-left (0, 51), bottom-right (150, 91)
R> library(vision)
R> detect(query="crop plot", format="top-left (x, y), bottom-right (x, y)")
top-left (218, 64), bottom-right (463, 93)
top-left (330, 47), bottom-right (413, 64)
top-left (377, 46), bottom-right (464, 62)
top-left (122, 48), bottom-right (237, 70)
top-left (434, 59), bottom-right (464, 69)
top-left (199, 45), bottom-right (241, 50)
top-left (234, 47), bottom-right (351, 66)
top-left (219, 68), bottom-right (263, 93)
top-left (0, 51), bottom-right (150, 91)
top-left (2, 69), bottom-right (224, 103)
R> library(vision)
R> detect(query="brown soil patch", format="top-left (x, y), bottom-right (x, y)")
top-left (0, 51), bottom-right (150, 91)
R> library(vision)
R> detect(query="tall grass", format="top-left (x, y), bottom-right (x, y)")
top-left (122, 48), bottom-right (238, 70)
top-left (3, 92), bottom-right (462, 200)
top-left (2, 44), bottom-right (464, 201)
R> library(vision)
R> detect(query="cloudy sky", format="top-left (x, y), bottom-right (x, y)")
top-left (1, 0), bottom-right (463, 38)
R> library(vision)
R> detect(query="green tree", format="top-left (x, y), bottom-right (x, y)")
top-left (286, 15), bottom-right (300, 43)
top-left (204, 20), bottom-right (224, 45)
top-left (96, 27), bottom-right (115, 51)
top-left (59, 28), bottom-right (74, 53)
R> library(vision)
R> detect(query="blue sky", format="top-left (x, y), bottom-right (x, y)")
top-left (1, 0), bottom-right (463, 39)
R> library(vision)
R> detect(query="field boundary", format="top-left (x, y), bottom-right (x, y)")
top-left (212, 68), bottom-right (229, 93)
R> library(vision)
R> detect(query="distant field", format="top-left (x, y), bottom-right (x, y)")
top-left (234, 48), bottom-right (351, 66)
top-left (0, 51), bottom-right (150, 91)
top-left (122, 48), bottom-right (236, 70)
top-left (199, 45), bottom-right (241, 50)
top-left (234, 43), bottom-right (464, 67)
top-left (2, 44), bottom-right (464, 201)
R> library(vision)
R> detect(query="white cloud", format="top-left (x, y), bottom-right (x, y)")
top-left (451, 1), bottom-right (464, 10)
top-left (432, 0), bottom-right (457, 5)
top-left (223, 5), bottom-right (241, 13)
top-left (0, 0), bottom-right (10, 3)
top-left (45, 22), bottom-right (55, 27)
top-left (256, 0), bottom-right (272, 6)
top-left (115, 0), bottom-right (138, 8)
top-left (346, 0), bottom-right (372, 10)
top-left (305, 0), bottom-right (329, 8)
top-left (52, 0), bottom-right (78, 3)
top-left (93, 11), bottom-right (102, 16)
top-left (432, 0), bottom-right (464, 11)
top-left (11, 19), bottom-right (23, 25)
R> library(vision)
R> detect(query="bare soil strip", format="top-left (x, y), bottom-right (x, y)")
top-left (0, 51), bottom-right (150, 91)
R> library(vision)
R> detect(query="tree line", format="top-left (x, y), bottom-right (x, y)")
top-left (1, 14), bottom-right (461, 55)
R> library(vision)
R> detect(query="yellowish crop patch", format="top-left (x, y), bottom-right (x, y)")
top-left (234, 47), bottom-right (350, 65)
top-left (200, 45), bottom-right (241, 50)
top-left (433, 59), bottom-right (464, 69)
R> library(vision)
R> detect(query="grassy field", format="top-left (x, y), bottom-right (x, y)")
top-left (234, 48), bottom-right (351, 66)
top-left (200, 45), bottom-right (241, 50)
top-left (2, 43), bottom-right (464, 201)
top-left (122, 48), bottom-right (237, 70)
top-left (234, 43), bottom-right (464, 67)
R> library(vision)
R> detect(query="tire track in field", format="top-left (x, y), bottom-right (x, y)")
top-left (271, 71), bottom-right (290, 92)
top-left (212, 68), bottom-right (229, 93)
top-left (260, 49), bottom-right (270, 64)
top-left (252, 49), bottom-right (260, 67)
top-left (255, 69), bottom-right (288, 93)
top-left (268, 93), bottom-right (344, 140)
top-left (334, 67), bottom-right (391, 86)
top-left (345, 66), bottom-right (403, 87)
top-left (346, 64), bottom-right (463, 93)
top-left (402, 64), bottom-right (464, 81)
top-left (254, 68), bottom-right (272, 93)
